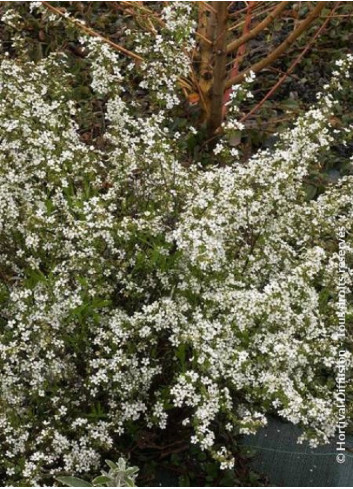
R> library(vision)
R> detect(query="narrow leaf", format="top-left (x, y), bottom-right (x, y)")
top-left (56, 476), bottom-right (93, 487)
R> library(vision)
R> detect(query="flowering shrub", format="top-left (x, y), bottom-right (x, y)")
top-left (0, 3), bottom-right (352, 486)
top-left (56, 458), bottom-right (139, 487)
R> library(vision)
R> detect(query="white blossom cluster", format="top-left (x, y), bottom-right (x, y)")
top-left (82, 36), bottom-right (123, 97)
top-left (133, 3), bottom-right (196, 108)
top-left (0, 4), bottom-right (352, 484)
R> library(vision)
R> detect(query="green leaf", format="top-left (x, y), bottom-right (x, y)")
top-left (56, 476), bottom-right (93, 487)
top-left (304, 183), bottom-right (317, 200)
top-left (125, 477), bottom-right (136, 487)
top-left (92, 475), bottom-right (111, 486)
top-left (105, 460), bottom-right (117, 470)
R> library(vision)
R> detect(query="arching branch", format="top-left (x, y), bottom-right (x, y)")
top-left (225, 1), bottom-right (327, 88)
top-left (226, 1), bottom-right (290, 54)
top-left (41, 1), bottom-right (143, 63)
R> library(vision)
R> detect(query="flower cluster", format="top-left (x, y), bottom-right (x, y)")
top-left (132, 3), bottom-right (196, 109)
top-left (0, 3), bottom-right (352, 485)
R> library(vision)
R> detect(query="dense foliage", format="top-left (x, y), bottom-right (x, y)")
top-left (0, 2), bottom-right (352, 486)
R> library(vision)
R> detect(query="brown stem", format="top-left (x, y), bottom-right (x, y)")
top-left (226, 1), bottom-right (290, 54)
top-left (198, 3), bottom-right (216, 119)
top-left (225, 1), bottom-right (328, 88)
top-left (229, 2), bottom-right (276, 19)
top-left (223, 0), bottom-right (255, 116)
top-left (41, 1), bottom-right (143, 62)
top-left (207, 1), bottom-right (229, 136)
top-left (121, 1), bottom-right (212, 44)
top-left (241, 2), bottom-right (341, 123)
top-left (120, 1), bottom-right (164, 27)
top-left (199, 1), bottom-right (218, 15)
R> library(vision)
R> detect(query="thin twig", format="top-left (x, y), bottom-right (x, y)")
top-left (199, 1), bottom-right (217, 15)
top-left (121, 1), bottom-right (212, 45)
top-left (228, 2), bottom-right (277, 18)
top-left (226, 1), bottom-right (290, 53)
top-left (240, 2), bottom-right (341, 123)
top-left (41, 1), bottom-right (143, 62)
top-left (225, 1), bottom-right (328, 88)
top-left (120, 1), bottom-right (164, 27)
top-left (223, 1), bottom-right (255, 116)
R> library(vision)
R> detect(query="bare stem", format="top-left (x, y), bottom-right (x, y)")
top-left (225, 1), bottom-right (327, 88)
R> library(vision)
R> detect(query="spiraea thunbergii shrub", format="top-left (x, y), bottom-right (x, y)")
top-left (0, 3), bottom-right (352, 485)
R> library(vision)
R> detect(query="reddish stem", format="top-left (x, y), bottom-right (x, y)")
top-left (223, 1), bottom-right (255, 117)
top-left (240, 2), bottom-right (341, 123)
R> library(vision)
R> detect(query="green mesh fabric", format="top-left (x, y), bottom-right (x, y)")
top-left (242, 416), bottom-right (353, 487)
